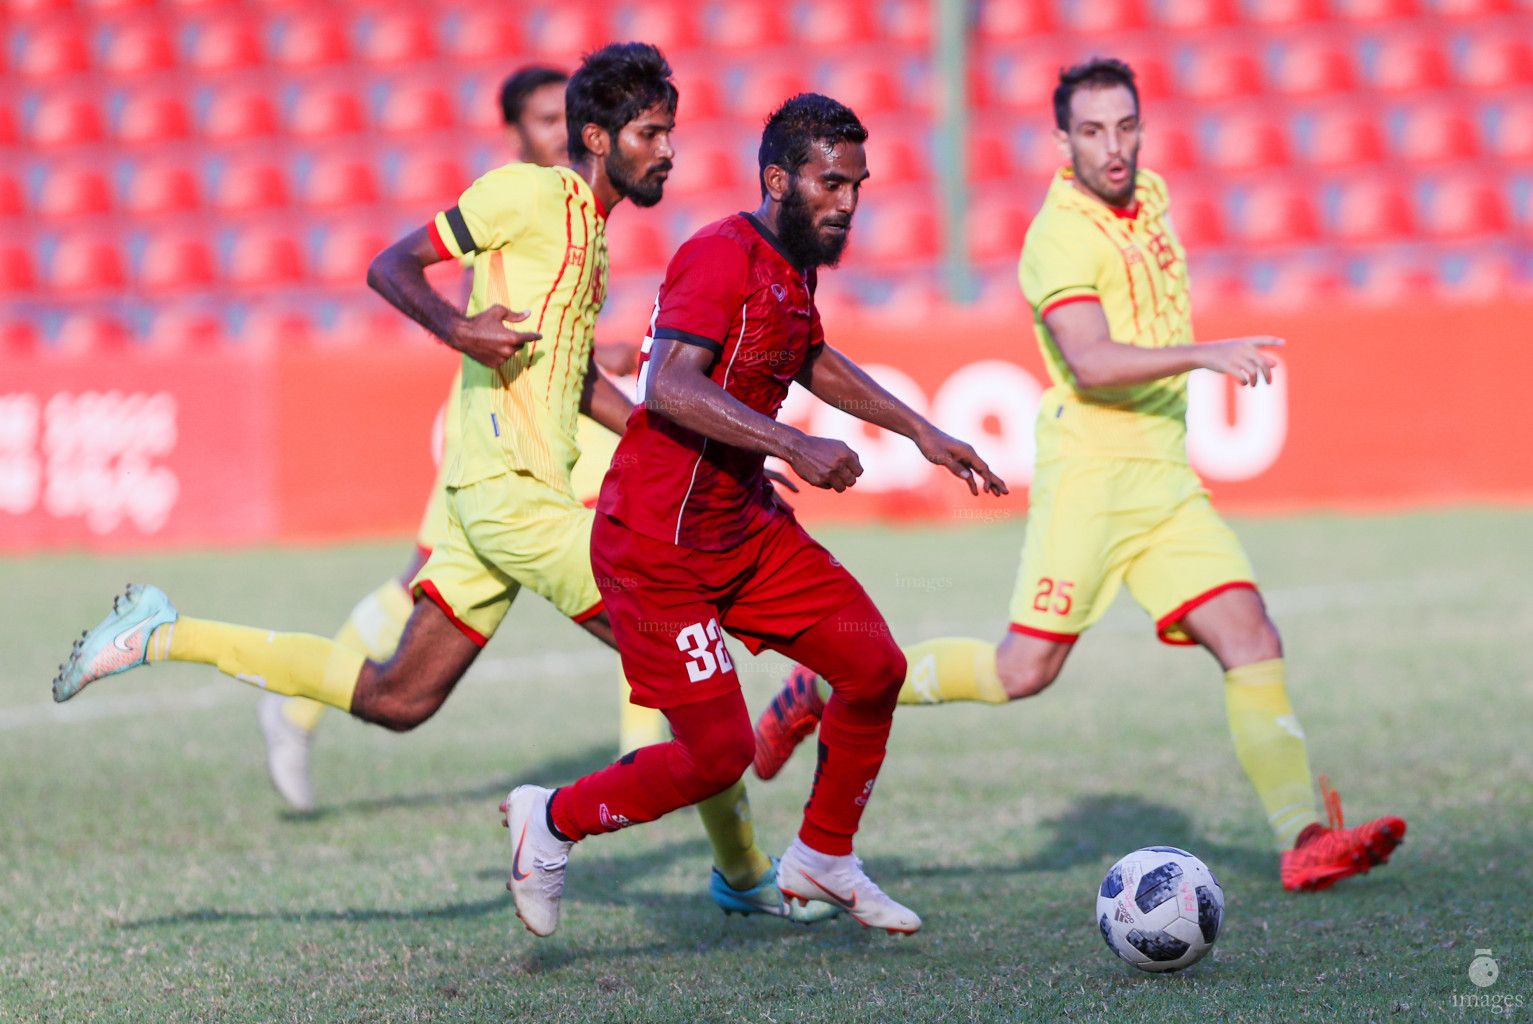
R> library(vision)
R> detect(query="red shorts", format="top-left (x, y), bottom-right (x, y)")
top-left (591, 511), bottom-right (868, 709)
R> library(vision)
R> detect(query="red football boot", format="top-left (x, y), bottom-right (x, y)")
top-left (1281, 776), bottom-right (1407, 892)
top-left (752, 665), bottom-right (825, 780)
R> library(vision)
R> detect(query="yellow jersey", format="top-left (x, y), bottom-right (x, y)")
top-left (429, 163), bottom-right (609, 494)
top-left (1019, 167), bottom-right (1192, 464)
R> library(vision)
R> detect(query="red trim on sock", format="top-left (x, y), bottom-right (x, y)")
top-left (1155, 581), bottom-right (1259, 646)
top-left (415, 579), bottom-right (489, 647)
top-left (570, 599), bottom-right (604, 624)
top-left (1008, 623), bottom-right (1080, 644)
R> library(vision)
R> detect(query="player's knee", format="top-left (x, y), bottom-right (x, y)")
top-left (355, 668), bottom-right (445, 731)
top-left (1224, 618), bottom-right (1283, 669)
top-left (996, 648), bottom-right (1060, 699)
top-left (686, 726), bottom-right (754, 797)
top-left (832, 637), bottom-right (906, 711)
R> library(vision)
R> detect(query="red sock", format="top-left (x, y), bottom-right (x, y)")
top-left (776, 593), bottom-right (905, 855)
top-left (550, 690), bottom-right (754, 841)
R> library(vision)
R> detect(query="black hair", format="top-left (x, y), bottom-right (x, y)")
top-left (758, 93), bottom-right (868, 196)
top-left (1053, 57), bottom-right (1139, 131)
top-left (565, 42), bottom-right (678, 162)
top-left (499, 66), bottom-right (568, 127)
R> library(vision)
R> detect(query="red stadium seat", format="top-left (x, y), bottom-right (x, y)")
top-left (56, 311), bottom-right (134, 352)
top-left (730, 66), bottom-right (814, 120)
top-left (13, 22), bottom-right (91, 78)
top-left (1099, 46), bottom-right (1173, 101)
top-left (455, 74), bottom-right (506, 132)
top-left (1142, 121), bottom-right (1197, 171)
top-left (98, 20), bottom-right (178, 74)
top-left (527, 4), bottom-right (606, 59)
top-left (1390, 104), bottom-right (1479, 164)
top-left (789, 0), bottom-right (877, 45)
top-left (314, 223), bottom-right (390, 284)
top-left (238, 307), bottom-right (315, 349)
top-left (301, 155), bottom-right (380, 209)
top-left (200, 88), bottom-right (279, 141)
top-left (968, 128), bottom-right (1016, 182)
top-left (664, 141), bottom-right (745, 196)
top-left (1433, 0), bottom-right (1513, 14)
top-left (1149, 0), bottom-right (1237, 29)
top-left (122, 161), bottom-right (202, 215)
top-left (182, 17), bottom-right (264, 72)
top-left (862, 132), bottom-right (929, 185)
top-left (1415, 174), bottom-right (1508, 237)
top-left (387, 153), bottom-right (470, 208)
top-left (610, 1), bottom-right (701, 51)
top-left (1201, 113), bottom-right (1289, 171)
top-left (35, 164), bottom-right (112, 219)
top-left (1013, 124), bottom-right (1068, 176)
top-left (27, 95), bottom-right (105, 148)
top-left (1453, 35), bottom-right (1533, 90)
top-left (976, 0), bottom-right (1054, 37)
top-left (983, 49), bottom-right (1066, 112)
top-left (880, 0), bottom-right (933, 44)
top-left (966, 193), bottom-right (1030, 262)
top-left (84, 0), bottom-right (159, 12)
top-left (851, 205), bottom-right (939, 265)
top-left (0, 105), bottom-right (16, 145)
top-left (1245, 258), bottom-right (1340, 308)
top-left (211, 159), bottom-right (289, 212)
top-left (604, 217), bottom-right (669, 272)
top-left (1060, 0), bottom-right (1147, 33)
top-left (1323, 177), bottom-right (1414, 241)
top-left (1361, 34), bottom-right (1450, 94)
top-left (819, 61), bottom-right (904, 117)
top-left (669, 71), bottom-right (725, 122)
top-left (49, 235), bottom-right (128, 294)
top-left (377, 82), bottom-right (457, 136)
top-left (1292, 106), bottom-right (1386, 166)
top-left (1170, 187), bottom-right (1226, 245)
top-left (1228, 180), bottom-right (1318, 245)
top-left (1331, 0), bottom-right (1420, 20)
top-left (1487, 97), bottom-right (1533, 160)
top-left (138, 232), bottom-right (217, 293)
top-left (145, 305), bottom-right (228, 351)
top-left (287, 86), bottom-right (366, 138)
top-left (1264, 37), bottom-right (1357, 96)
top-left (0, 246), bottom-right (38, 295)
top-left (268, 13), bottom-right (351, 68)
top-left (438, 8), bottom-right (523, 62)
top-left (0, 172), bottom-right (22, 219)
top-left (1176, 45), bottom-right (1262, 100)
top-left (700, 2), bottom-right (789, 49)
top-left (355, 8), bottom-right (439, 66)
top-left (1239, 0), bottom-right (1329, 24)
top-left (113, 92), bottom-right (192, 144)
top-left (226, 230), bottom-right (306, 287)
top-left (1, 317), bottom-right (41, 355)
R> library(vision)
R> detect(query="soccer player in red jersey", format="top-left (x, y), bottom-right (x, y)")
top-left (503, 94), bottom-right (1009, 937)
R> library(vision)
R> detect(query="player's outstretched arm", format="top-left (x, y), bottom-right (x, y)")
top-left (795, 344), bottom-right (1008, 497)
top-left (580, 352), bottom-right (634, 436)
top-left (367, 226), bottom-right (541, 369)
top-left (646, 338), bottom-right (863, 492)
top-left (1046, 300), bottom-right (1282, 389)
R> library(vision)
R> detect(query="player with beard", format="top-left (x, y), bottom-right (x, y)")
top-left (750, 59), bottom-right (1407, 894)
top-left (52, 49), bottom-right (837, 924)
top-left (502, 93), bottom-right (1009, 938)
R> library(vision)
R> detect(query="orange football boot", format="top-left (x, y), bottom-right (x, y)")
top-left (752, 665), bottom-right (825, 780)
top-left (1281, 776), bottom-right (1407, 892)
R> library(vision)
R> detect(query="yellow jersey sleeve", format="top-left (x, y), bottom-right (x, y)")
top-left (1019, 211), bottom-right (1105, 317)
top-left (431, 165), bottom-right (542, 259)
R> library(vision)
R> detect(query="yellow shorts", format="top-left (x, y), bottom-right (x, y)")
top-left (570, 414), bottom-right (620, 507)
top-left (414, 368), bottom-right (463, 554)
top-left (412, 471), bottom-right (603, 645)
top-left (1008, 458), bottom-right (1256, 645)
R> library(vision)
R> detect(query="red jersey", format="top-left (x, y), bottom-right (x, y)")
top-left (599, 213), bottom-right (824, 551)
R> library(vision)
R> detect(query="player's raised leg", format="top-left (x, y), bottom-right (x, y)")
top-left (1175, 585), bottom-right (1406, 890)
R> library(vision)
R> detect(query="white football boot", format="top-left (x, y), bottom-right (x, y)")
top-left (776, 837), bottom-right (922, 935)
top-left (501, 786), bottom-right (574, 937)
top-left (256, 693), bottom-right (315, 812)
top-left (53, 583), bottom-right (178, 702)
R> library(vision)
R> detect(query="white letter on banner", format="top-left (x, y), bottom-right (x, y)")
top-left (0, 393), bottom-right (42, 515)
top-left (932, 360), bottom-right (1043, 487)
top-left (807, 365), bottom-right (933, 492)
top-left (1186, 359), bottom-right (1287, 481)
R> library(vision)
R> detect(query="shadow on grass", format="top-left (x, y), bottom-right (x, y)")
top-left (277, 742), bottom-right (616, 823)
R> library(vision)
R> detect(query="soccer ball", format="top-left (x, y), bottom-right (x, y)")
top-left (1096, 846), bottom-right (1224, 973)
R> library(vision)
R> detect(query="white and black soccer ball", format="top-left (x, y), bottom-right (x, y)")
top-left (1096, 846), bottom-right (1224, 973)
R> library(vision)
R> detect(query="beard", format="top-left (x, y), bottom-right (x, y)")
top-left (606, 147), bottom-right (669, 208)
top-left (1078, 156), bottom-right (1138, 207)
top-left (778, 182), bottom-right (851, 269)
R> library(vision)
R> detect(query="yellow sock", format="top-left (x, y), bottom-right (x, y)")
top-left (696, 779), bottom-right (772, 891)
top-left (1225, 658), bottom-right (1320, 850)
top-left (617, 668), bottom-right (669, 755)
top-left (896, 637), bottom-right (1008, 704)
top-left (284, 578), bottom-right (415, 733)
top-left (148, 618), bottom-right (365, 713)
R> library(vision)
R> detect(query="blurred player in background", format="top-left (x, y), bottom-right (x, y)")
top-left (54, 43), bottom-right (828, 926)
top-left (751, 59), bottom-right (1407, 894)
top-left (255, 64), bottom-right (662, 814)
top-left (503, 94), bottom-right (1009, 938)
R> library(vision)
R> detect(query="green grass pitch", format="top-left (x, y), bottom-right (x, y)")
top-left (3, 509), bottom-right (1530, 1023)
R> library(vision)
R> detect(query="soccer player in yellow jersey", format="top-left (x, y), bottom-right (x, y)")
top-left (256, 65), bottom-right (659, 812)
top-left (54, 43), bottom-right (830, 925)
top-left (752, 58), bottom-right (1407, 894)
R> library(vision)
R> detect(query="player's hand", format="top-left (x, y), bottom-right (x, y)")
top-left (786, 435), bottom-right (863, 492)
top-left (914, 425), bottom-right (1009, 497)
top-left (1198, 336), bottom-right (1283, 387)
top-left (451, 305), bottom-right (541, 369)
top-left (593, 339), bottom-right (641, 377)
